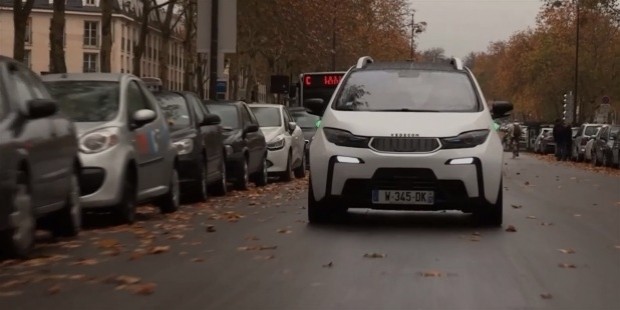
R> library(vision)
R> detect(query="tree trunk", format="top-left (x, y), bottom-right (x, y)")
top-left (49, 0), bottom-right (67, 73)
top-left (159, 31), bottom-right (172, 86)
top-left (133, 0), bottom-right (152, 76)
top-left (183, 0), bottom-right (196, 92)
top-left (12, 0), bottom-right (35, 62)
top-left (100, 0), bottom-right (113, 72)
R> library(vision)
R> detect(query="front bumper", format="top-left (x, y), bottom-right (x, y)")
top-left (266, 146), bottom-right (289, 173)
top-left (309, 133), bottom-right (503, 209)
top-left (78, 147), bottom-right (129, 209)
top-left (177, 154), bottom-right (202, 184)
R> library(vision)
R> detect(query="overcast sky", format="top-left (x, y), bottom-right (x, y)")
top-left (410, 0), bottom-right (544, 58)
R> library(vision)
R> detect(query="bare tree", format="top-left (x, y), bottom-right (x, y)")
top-left (182, 0), bottom-right (197, 92)
top-left (100, 0), bottom-right (114, 72)
top-left (12, 0), bottom-right (35, 62)
top-left (49, 0), bottom-right (67, 73)
top-left (132, 0), bottom-right (173, 77)
top-left (155, 0), bottom-right (181, 86)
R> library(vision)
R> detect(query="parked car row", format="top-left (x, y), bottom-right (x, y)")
top-left (579, 124), bottom-right (620, 168)
top-left (0, 55), bottom-right (307, 258)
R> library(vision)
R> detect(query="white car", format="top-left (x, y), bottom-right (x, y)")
top-left (305, 56), bottom-right (513, 226)
top-left (249, 103), bottom-right (306, 181)
top-left (585, 127), bottom-right (602, 162)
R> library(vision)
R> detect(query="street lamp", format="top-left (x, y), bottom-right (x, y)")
top-left (409, 12), bottom-right (426, 60)
top-left (553, 0), bottom-right (580, 124)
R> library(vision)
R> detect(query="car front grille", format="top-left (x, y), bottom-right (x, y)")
top-left (370, 137), bottom-right (441, 153)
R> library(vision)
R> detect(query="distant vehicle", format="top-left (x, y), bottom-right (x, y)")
top-left (0, 56), bottom-right (81, 257)
top-left (584, 127), bottom-right (601, 163)
top-left (591, 124), bottom-right (620, 167)
top-left (534, 128), bottom-right (555, 154)
top-left (206, 101), bottom-right (268, 190)
top-left (289, 107), bottom-right (320, 167)
top-left (154, 91), bottom-right (227, 202)
top-left (44, 73), bottom-right (180, 224)
top-left (249, 103), bottom-right (306, 181)
top-left (297, 71), bottom-right (345, 114)
top-left (572, 123), bottom-right (603, 161)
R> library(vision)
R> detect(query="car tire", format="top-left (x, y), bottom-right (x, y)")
top-left (475, 181), bottom-right (503, 227)
top-left (114, 177), bottom-right (137, 225)
top-left (234, 158), bottom-right (249, 190)
top-left (189, 160), bottom-right (208, 203)
top-left (211, 156), bottom-right (228, 196)
top-left (51, 172), bottom-right (81, 238)
top-left (157, 168), bottom-right (180, 214)
top-left (281, 151), bottom-right (294, 182)
top-left (294, 152), bottom-right (306, 179)
top-left (254, 156), bottom-right (269, 187)
top-left (0, 172), bottom-right (35, 258)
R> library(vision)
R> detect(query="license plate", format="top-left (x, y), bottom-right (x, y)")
top-left (372, 190), bottom-right (434, 205)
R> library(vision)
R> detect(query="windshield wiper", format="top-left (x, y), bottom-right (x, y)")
top-left (371, 108), bottom-right (441, 112)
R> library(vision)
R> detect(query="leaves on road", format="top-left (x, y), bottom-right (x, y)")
top-left (505, 225), bottom-right (517, 232)
top-left (277, 228), bottom-right (293, 234)
top-left (558, 263), bottom-right (577, 269)
top-left (0, 291), bottom-right (23, 297)
top-left (540, 222), bottom-right (555, 226)
top-left (47, 284), bottom-right (62, 295)
top-left (237, 245), bottom-right (278, 251)
top-left (558, 248), bottom-right (576, 254)
top-left (322, 262), bottom-right (333, 268)
top-left (253, 255), bottom-right (275, 260)
top-left (69, 258), bottom-right (99, 266)
top-left (540, 293), bottom-right (553, 299)
top-left (511, 204), bottom-right (523, 209)
top-left (363, 253), bottom-right (386, 259)
top-left (526, 216), bottom-right (537, 219)
top-left (419, 270), bottom-right (442, 277)
top-left (191, 258), bottom-right (205, 263)
top-left (149, 245), bottom-right (171, 255)
top-left (116, 275), bottom-right (141, 285)
top-left (127, 283), bottom-right (156, 295)
top-left (206, 225), bottom-right (216, 233)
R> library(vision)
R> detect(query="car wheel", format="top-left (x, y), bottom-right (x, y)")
top-left (281, 151), bottom-right (294, 182)
top-left (254, 156), bottom-right (268, 187)
top-left (189, 160), bottom-right (208, 203)
top-left (114, 177), bottom-right (137, 224)
top-left (51, 172), bottom-right (81, 238)
top-left (475, 181), bottom-right (503, 227)
top-left (0, 172), bottom-right (35, 258)
top-left (234, 158), bottom-right (249, 190)
top-left (211, 156), bottom-right (228, 196)
top-left (157, 168), bottom-right (180, 214)
top-left (294, 152), bottom-right (306, 179)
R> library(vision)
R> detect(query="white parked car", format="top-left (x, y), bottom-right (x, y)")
top-left (305, 56), bottom-right (513, 226)
top-left (585, 127), bottom-right (602, 163)
top-left (249, 103), bottom-right (306, 181)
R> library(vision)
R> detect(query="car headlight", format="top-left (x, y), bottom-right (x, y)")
top-left (267, 136), bottom-right (285, 150)
top-left (323, 128), bottom-right (370, 148)
top-left (441, 130), bottom-right (490, 149)
top-left (173, 139), bottom-right (194, 155)
top-left (79, 127), bottom-right (120, 154)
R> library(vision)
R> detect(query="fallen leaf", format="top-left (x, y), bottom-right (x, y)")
top-left (0, 291), bottom-right (23, 297)
top-left (245, 236), bottom-right (260, 241)
top-left (129, 283), bottom-right (156, 295)
top-left (116, 275), bottom-right (141, 285)
top-left (526, 216), bottom-right (537, 219)
top-left (191, 258), bottom-right (205, 263)
top-left (277, 228), bottom-right (292, 234)
top-left (558, 248), bottom-right (576, 254)
top-left (167, 234), bottom-right (184, 240)
top-left (129, 251), bottom-right (145, 261)
top-left (259, 245), bottom-right (278, 250)
top-left (470, 236), bottom-right (481, 242)
top-left (253, 255), bottom-right (275, 260)
top-left (540, 293), bottom-right (553, 299)
top-left (322, 262), bottom-right (333, 268)
top-left (558, 263), bottom-right (577, 269)
top-left (98, 239), bottom-right (120, 249)
top-left (363, 253), bottom-right (386, 259)
top-left (70, 258), bottom-right (99, 266)
top-left (47, 284), bottom-right (62, 295)
top-left (149, 245), bottom-right (170, 254)
top-left (505, 225), bottom-right (517, 232)
top-left (574, 214), bottom-right (582, 217)
top-left (68, 274), bottom-right (88, 281)
top-left (472, 232), bottom-right (481, 236)
top-left (615, 245), bottom-right (620, 249)
top-left (420, 270), bottom-right (442, 277)
top-left (511, 204), bottom-right (523, 209)
top-left (0, 280), bottom-right (28, 289)
top-left (206, 225), bottom-right (216, 233)
top-left (524, 181), bottom-right (530, 186)
top-left (540, 222), bottom-right (555, 226)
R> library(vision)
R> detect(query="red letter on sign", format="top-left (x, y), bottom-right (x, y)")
top-left (304, 76), bottom-right (312, 86)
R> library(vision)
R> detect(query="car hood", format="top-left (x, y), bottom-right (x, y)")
top-left (324, 111), bottom-right (492, 137)
top-left (75, 122), bottom-right (111, 137)
top-left (260, 127), bottom-right (284, 142)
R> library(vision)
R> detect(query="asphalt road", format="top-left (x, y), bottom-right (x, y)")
top-left (1, 153), bottom-right (619, 310)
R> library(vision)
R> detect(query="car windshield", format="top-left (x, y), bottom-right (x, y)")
top-left (209, 104), bottom-right (240, 129)
top-left (291, 111), bottom-right (320, 129)
top-left (250, 107), bottom-right (281, 127)
top-left (333, 69), bottom-right (478, 112)
top-left (585, 126), bottom-right (601, 136)
top-left (45, 81), bottom-right (119, 122)
top-left (156, 93), bottom-right (191, 131)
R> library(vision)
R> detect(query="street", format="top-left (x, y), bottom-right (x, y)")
top-left (1, 154), bottom-right (619, 310)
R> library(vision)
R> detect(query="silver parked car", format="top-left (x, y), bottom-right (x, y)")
top-left (43, 73), bottom-right (180, 223)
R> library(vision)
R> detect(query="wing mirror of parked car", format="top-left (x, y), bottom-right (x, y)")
top-left (201, 113), bottom-right (221, 126)
top-left (131, 109), bottom-right (157, 129)
top-left (490, 101), bottom-right (513, 119)
top-left (244, 123), bottom-right (259, 134)
top-left (288, 121), bottom-right (297, 133)
top-left (304, 98), bottom-right (325, 116)
top-left (26, 98), bottom-right (58, 119)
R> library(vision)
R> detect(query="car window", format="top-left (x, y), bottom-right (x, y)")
top-left (156, 92), bottom-right (192, 131)
top-left (291, 111), bottom-right (319, 129)
top-left (126, 81), bottom-right (150, 117)
top-left (249, 107), bottom-right (282, 127)
top-left (24, 70), bottom-right (51, 99)
top-left (186, 94), bottom-right (205, 125)
top-left (10, 67), bottom-right (36, 104)
top-left (45, 80), bottom-right (120, 122)
top-left (240, 104), bottom-right (252, 124)
top-left (585, 126), bottom-right (601, 136)
top-left (334, 69), bottom-right (479, 112)
top-left (209, 104), bottom-right (240, 129)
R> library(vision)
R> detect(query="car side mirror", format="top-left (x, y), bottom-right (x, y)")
top-left (201, 113), bottom-right (221, 126)
top-left (26, 98), bottom-right (58, 119)
top-left (131, 109), bottom-right (157, 129)
top-left (288, 121), bottom-right (297, 133)
top-left (304, 98), bottom-right (325, 116)
top-left (490, 101), bottom-right (513, 119)
top-left (244, 123), bottom-right (259, 134)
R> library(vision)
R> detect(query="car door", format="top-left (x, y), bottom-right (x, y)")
top-left (126, 80), bottom-right (165, 196)
top-left (194, 98), bottom-right (224, 182)
top-left (6, 63), bottom-right (59, 209)
top-left (283, 107), bottom-right (304, 163)
top-left (595, 127), bottom-right (607, 162)
top-left (240, 103), bottom-right (264, 173)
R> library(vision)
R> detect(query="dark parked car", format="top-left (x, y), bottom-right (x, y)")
top-left (155, 91), bottom-right (227, 202)
top-left (289, 107), bottom-right (319, 167)
top-left (205, 101), bottom-right (268, 190)
top-left (592, 124), bottom-right (620, 167)
top-left (0, 56), bottom-right (81, 257)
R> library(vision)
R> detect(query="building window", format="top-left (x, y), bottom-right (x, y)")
top-left (25, 18), bottom-right (32, 46)
top-left (83, 53), bottom-right (98, 72)
top-left (23, 50), bottom-right (31, 68)
top-left (84, 0), bottom-right (96, 6)
top-left (83, 21), bottom-right (99, 47)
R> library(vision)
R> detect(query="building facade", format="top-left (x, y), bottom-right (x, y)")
top-left (0, 0), bottom-right (186, 91)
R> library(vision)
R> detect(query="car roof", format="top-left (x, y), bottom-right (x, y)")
top-left (363, 61), bottom-right (463, 72)
top-left (41, 72), bottom-right (129, 82)
top-left (206, 100), bottom-right (245, 107)
top-left (247, 103), bottom-right (282, 109)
